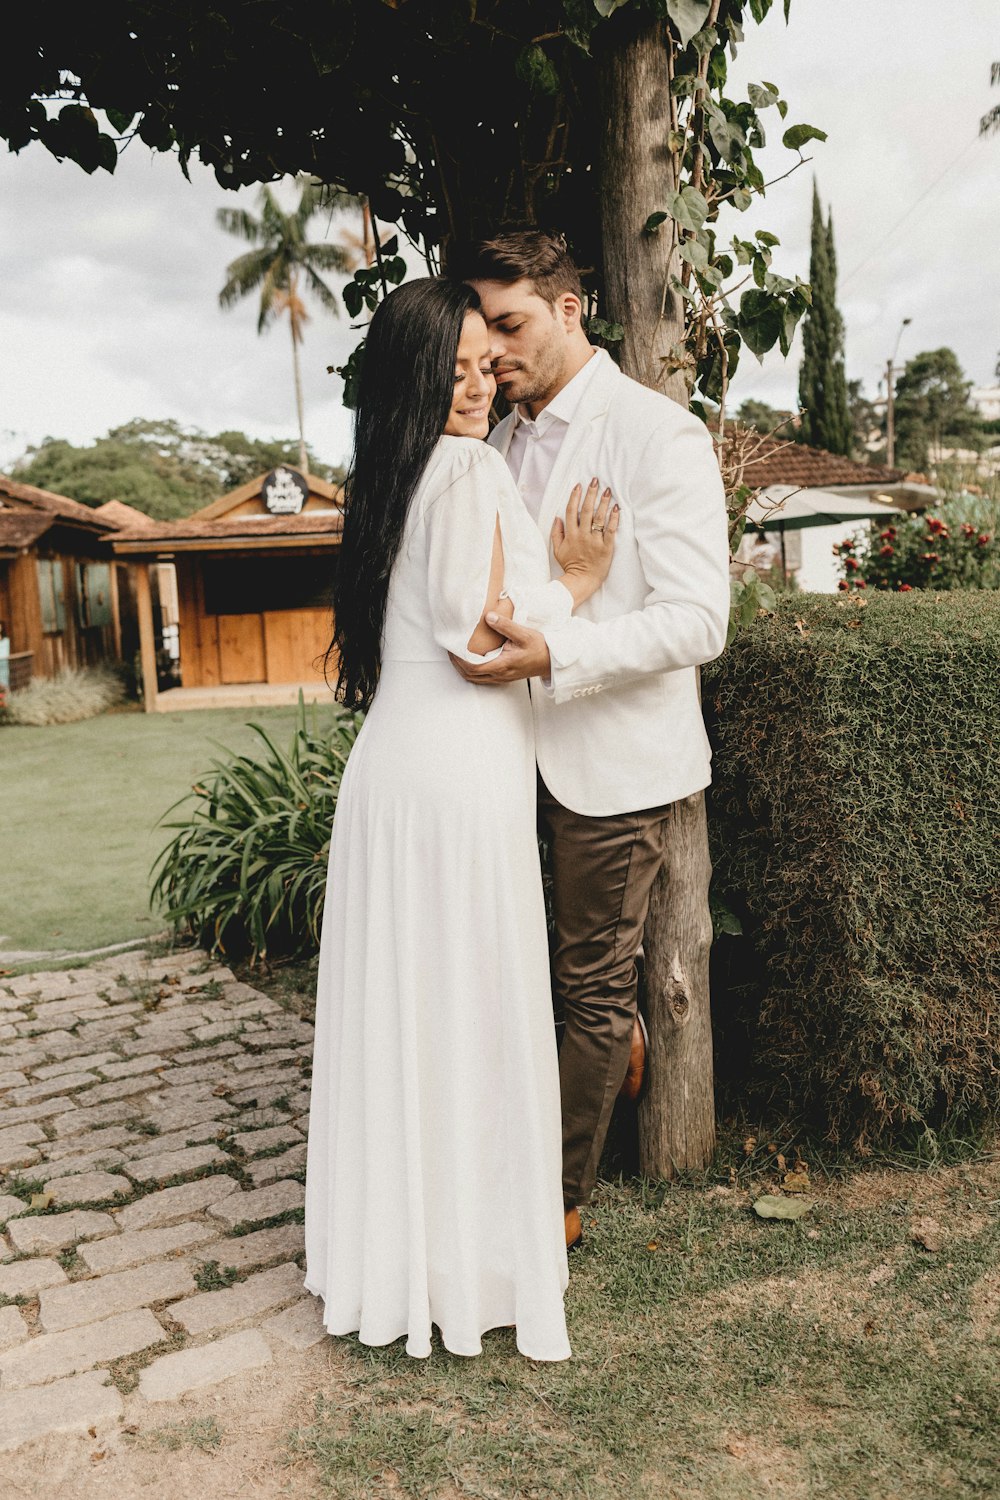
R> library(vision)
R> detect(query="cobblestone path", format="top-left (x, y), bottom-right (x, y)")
top-left (0, 946), bottom-right (323, 1455)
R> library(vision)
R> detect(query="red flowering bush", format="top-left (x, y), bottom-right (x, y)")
top-left (834, 509), bottom-right (998, 592)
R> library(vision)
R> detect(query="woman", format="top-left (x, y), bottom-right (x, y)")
top-left (304, 278), bottom-right (617, 1361)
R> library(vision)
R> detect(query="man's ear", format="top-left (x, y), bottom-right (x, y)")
top-left (557, 292), bottom-right (583, 334)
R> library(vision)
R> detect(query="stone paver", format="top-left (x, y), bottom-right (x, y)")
top-left (0, 1306), bottom-right (29, 1351)
top-left (0, 1369), bottom-right (123, 1451)
top-left (43, 1149), bottom-right (127, 1181)
top-left (44, 1125), bottom-right (134, 1160)
top-left (171, 1262), bottom-right (304, 1335)
top-left (43, 1170), bottom-right (133, 1206)
top-left (79, 1219), bottom-right (218, 1274)
top-left (207, 1178), bottom-right (305, 1230)
top-left (263, 1296), bottom-right (326, 1350)
top-left (0, 1194), bottom-right (28, 1224)
top-left (245, 1143), bottom-right (308, 1187)
top-left (7, 1209), bottom-right (115, 1255)
top-left (0, 1258), bottom-right (68, 1297)
top-left (116, 1173), bottom-right (240, 1231)
top-left (126, 1142), bottom-right (230, 1186)
top-left (0, 947), bottom-right (321, 1451)
top-left (0, 1308), bottom-right (165, 1391)
top-left (38, 1259), bottom-right (197, 1333)
top-left (231, 1122), bottom-right (304, 1156)
top-left (191, 1221), bottom-right (304, 1272)
top-left (139, 1328), bottom-right (272, 1402)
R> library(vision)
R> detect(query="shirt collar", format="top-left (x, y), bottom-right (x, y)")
top-left (512, 348), bottom-right (601, 434)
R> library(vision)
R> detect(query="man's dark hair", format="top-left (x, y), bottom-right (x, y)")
top-left (462, 229), bottom-right (583, 307)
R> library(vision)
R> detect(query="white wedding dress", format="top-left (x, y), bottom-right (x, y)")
top-left (304, 436), bottom-right (571, 1361)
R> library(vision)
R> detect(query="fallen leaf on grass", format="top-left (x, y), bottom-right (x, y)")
top-left (753, 1194), bottom-right (815, 1221)
top-left (646, 1241), bottom-right (659, 1252)
top-left (912, 1216), bottom-right (943, 1253)
top-left (782, 1169), bottom-right (812, 1194)
top-left (29, 1191), bottom-right (55, 1211)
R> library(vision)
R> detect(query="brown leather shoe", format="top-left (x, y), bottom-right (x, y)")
top-left (618, 1011), bottom-right (648, 1103)
top-left (565, 1206), bottom-right (582, 1251)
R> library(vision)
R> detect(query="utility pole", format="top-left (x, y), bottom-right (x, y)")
top-left (885, 316), bottom-right (911, 468)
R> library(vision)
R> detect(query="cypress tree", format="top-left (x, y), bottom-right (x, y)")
top-left (798, 182), bottom-right (852, 455)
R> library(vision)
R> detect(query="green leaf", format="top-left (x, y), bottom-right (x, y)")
top-left (679, 238), bottom-right (709, 269)
top-left (97, 132), bottom-right (118, 174)
top-left (748, 82), bottom-right (780, 109)
top-left (343, 280), bottom-right (364, 319)
top-left (664, 184), bottom-right (709, 232)
top-left (732, 187), bottom-right (752, 211)
top-left (105, 108), bottom-right (135, 133)
top-left (690, 24), bottom-right (718, 57)
top-left (738, 288), bottom-right (784, 360)
top-left (782, 122), bottom-right (828, 151)
top-left (515, 43), bottom-right (560, 96)
top-left (644, 211), bottom-right (669, 234)
top-left (755, 229), bottom-right (780, 247)
top-left (665, 0), bottom-right (712, 48)
top-left (593, 0), bottom-right (630, 16)
top-left (708, 112), bottom-right (746, 164)
top-left (753, 1195), bottom-right (816, 1220)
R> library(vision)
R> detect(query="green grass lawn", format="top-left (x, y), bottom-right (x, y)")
top-left (287, 1151), bottom-right (1000, 1500)
top-left (1, 702), bottom-right (341, 956)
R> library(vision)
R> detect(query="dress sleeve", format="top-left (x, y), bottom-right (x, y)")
top-left (424, 445), bottom-right (508, 663)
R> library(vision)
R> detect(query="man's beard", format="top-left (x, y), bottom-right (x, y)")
top-left (494, 339), bottom-right (565, 408)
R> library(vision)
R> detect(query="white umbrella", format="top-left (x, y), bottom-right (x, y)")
top-left (744, 485), bottom-right (907, 577)
top-left (745, 484), bottom-right (907, 530)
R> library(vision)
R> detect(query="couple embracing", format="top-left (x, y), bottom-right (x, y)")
top-left (303, 231), bottom-right (730, 1361)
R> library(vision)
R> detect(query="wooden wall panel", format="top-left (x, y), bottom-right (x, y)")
top-left (218, 613), bottom-right (266, 684)
top-left (262, 607), bottom-right (330, 683)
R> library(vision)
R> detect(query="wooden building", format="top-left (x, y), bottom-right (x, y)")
top-left (0, 474), bottom-right (121, 685)
top-left (111, 467), bottom-right (342, 711)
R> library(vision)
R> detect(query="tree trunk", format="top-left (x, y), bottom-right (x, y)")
top-left (289, 271), bottom-right (308, 474)
top-left (596, 12), bottom-right (717, 1178)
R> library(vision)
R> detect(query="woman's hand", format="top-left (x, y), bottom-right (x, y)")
top-left (551, 479), bottom-right (620, 608)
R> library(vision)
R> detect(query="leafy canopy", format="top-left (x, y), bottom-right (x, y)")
top-left (2, 0), bottom-right (824, 413)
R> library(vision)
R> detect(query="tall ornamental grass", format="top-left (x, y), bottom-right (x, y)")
top-left (2, 665), bottom-right (125, 725)
top-left (151, 699), bottom-right (362, 960)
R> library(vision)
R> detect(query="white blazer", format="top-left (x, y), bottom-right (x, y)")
top-left (489, 348), bottom-right (730, 817)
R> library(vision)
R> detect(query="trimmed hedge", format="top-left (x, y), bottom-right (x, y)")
top-left (704, 591), bottom-right (1000, 1146)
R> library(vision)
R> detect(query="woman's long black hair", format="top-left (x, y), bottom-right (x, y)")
top-left (328, 277), bottom-right (482, 710)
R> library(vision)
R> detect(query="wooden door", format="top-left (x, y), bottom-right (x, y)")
top-left (262, 608), bottom-right (329, 683)
top-left (217, 613), bottom-right (266, 683)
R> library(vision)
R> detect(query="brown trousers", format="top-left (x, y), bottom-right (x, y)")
top-left (538, 777), bottom-right (673, 1209)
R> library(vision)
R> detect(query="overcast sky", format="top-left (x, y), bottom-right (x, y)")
top-left (0, 0), bottom-right (997, 475)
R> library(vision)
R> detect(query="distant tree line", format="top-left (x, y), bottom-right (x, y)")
top-left (10, 419), bottom-right (346, 520)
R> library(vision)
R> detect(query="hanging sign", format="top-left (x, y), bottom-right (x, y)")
top-left (262, 467), bottom-right (308, 515)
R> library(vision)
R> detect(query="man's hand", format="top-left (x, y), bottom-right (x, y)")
top-left (449, 615), bottom-right (551, 684)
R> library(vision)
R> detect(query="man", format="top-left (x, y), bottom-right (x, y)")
top-left (454, 231), bottom-right (730, 1250)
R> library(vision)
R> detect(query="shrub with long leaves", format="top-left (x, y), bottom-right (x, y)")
top-left (151, 698), bottom-right (362, 961)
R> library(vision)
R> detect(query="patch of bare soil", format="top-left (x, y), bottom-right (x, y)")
top-left (968, 1269), bottom-right (1000, 1343)
top-left (4, 1345), bottom-right (339, 1500)
top-left (826, 1154), bottom-right (1000, 1215)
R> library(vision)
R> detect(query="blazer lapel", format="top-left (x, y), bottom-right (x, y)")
top-left (536, 350), bottom-right (620, 540)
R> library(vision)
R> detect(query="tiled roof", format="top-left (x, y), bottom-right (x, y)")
top-left (0, 512), bottom-right (52, 549)
top-left (0, 473), bottom-right (112, 528)
top-left (729, 431), bottom-right (904, 489)
top-left (92, 499), bottom-right (160, 530)
top-left (111, 511), bottom-right (344, 550)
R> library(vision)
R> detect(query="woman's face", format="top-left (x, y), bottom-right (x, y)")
top-left (443, 312), bottom-right (496, 439)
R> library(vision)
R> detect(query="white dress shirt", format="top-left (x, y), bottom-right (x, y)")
top-left (504, 351), bottom-right (602, 521)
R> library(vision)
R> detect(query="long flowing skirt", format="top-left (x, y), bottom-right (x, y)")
top-left (304, 661), bottom-right (570, 1360)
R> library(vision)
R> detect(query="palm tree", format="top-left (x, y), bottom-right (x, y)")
top-left (217, 177), bottom-right (353, 474)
